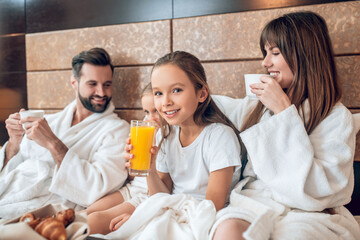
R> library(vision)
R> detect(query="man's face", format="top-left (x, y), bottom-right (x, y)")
top-left (75, 63), bottom-right (113, 113)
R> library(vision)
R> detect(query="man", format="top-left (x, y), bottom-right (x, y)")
top-left (0, 48), bottom-right (129, 219)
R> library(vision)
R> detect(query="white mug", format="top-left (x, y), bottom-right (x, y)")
top-left (19, 110), bottom-right (45, 130)
top-left (244, 74), bottom-right (271, 99)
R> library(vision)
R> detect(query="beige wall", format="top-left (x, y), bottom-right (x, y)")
top-left (25, 1), bottom-right (360, 160)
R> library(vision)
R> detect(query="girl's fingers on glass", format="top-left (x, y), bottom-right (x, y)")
top-left (150, 146), bottom-right (158, 154)
top-left (124, 152), bottom-right (134, 160)
top-left (124, 144), bottom-right (132, 151)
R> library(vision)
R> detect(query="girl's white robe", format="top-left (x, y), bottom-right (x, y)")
top-left (211, 95), bottom-right (360, 240)
top-left (0, 101), bottom-right (130, 219)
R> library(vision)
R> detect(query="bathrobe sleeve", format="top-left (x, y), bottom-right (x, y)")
top-left (0, 136), bottom-right (35, 175)
top-left (240, 104), bottom-right (356, 211)
top-left (0, 142), bottom-right (22, 174)
top-left (212, 95), bottom-right (258, 130)
top-left (49, 120), bottom-right (130, 207)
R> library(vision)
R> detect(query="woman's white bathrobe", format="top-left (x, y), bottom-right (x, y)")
top-left (212, 95), bottom-right (360, 240)
top-left (0, 101), bottom-right (129, 219)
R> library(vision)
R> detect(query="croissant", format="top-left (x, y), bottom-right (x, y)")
top-left (35, 217), bottom-right (66, 240)
top-left (19, 212), bottom-right (41, 229)
top-left (19, 212), bottom-right (35, 222)
top-left (18, 208), bottom-right (75, 240)
top-left (55, 208), bottom-right (75, 227)
top-left (28, 217), bottom-right (42, 229)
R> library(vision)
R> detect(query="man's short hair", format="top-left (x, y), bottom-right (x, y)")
top-left (72, 48), bottom-right (114, 80)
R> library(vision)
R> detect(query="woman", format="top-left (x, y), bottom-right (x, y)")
top-left (211, 11), bottom-right (360, 240)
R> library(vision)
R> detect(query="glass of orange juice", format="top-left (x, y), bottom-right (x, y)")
top-left (129, 120), bottom-right (156, 177)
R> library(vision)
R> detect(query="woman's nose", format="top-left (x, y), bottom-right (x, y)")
top-left (261, 55), bottom-right (272, 69)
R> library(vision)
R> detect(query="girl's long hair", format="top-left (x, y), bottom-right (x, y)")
top-left (152, 51), bottom-right (244, 173)
top-left (240, 11), bottom-right (342, 165)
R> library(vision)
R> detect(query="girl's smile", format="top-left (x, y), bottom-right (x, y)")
top-left (163, 109), bottom-right (180, 118)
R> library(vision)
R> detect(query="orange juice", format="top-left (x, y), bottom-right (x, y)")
top-left (129, 121), bottom-right (155, 176)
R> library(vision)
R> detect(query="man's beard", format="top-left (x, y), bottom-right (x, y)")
top-left (79, 92), bottom-right (111, 113)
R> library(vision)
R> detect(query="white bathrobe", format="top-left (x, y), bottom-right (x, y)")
top-left (0, 100), bottom-right (130, 219)
top-left (211, 95), bottom-right (360, 240)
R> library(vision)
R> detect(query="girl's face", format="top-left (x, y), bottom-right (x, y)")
top-left (151, 64), bottom-right (206, 127)
top-left (261, 43), bottom-right (294, 89)
top-left (141, 94), bottom-right (161, 128)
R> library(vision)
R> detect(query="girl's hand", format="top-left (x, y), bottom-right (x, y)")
top-left (146, 146), bottom-right (173, 195)
top-left (124, 136), bottom-right (133, 169)
top-left (123, 137), bottom-right (158, 178)
top-left (149, 146), bottom-right (159, 173)
top-left (250, 76), bottom-right (291, 114)
top-left (123, 138), bottom-right (158, 165)
top-left (109, 213), bottom-right (132, 232)
top-left (124, 136), bottom-right (135, 180)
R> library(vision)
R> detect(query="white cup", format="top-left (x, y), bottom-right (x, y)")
top-left (244, 74), bottom-right (271, 99)
top-left (19, 110), bottom-right (45, 129)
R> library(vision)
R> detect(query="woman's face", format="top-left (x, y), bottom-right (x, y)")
top-left (261, 43), bottom-right (294, 89)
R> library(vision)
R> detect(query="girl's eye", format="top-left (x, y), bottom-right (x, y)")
top-left (173, 88), bottom-right (182, 93)
top-left (154, 91), bottom-right (162, 96)
top-left (273, 52), bottom-right (280, 56)
top-left (144, 110), bottom-right (149, 114)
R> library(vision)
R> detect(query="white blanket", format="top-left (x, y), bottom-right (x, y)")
top-left (105, 193), bottom-right (216, 240)
top-left (0, 101), bottom-right (130, 219)
top-left (211, 95), bottom-right (360, 239)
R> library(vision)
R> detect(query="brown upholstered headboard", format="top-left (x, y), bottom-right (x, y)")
top-left (23, 2), bottom-right (359, 160)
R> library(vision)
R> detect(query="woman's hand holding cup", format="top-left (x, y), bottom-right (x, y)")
top-left (245, 74), bottom-right (291, 114)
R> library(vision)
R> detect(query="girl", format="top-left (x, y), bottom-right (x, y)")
top-left (83, 83), bottom-right (161, 235)
top-left (124, 51), bottom-right (243, 217)
top-left (147, 50), bottom-right (242, 212)
top-left (140, 83), bottom-right (161, 126)
top-left (211, 11), bottom-right (360, 239)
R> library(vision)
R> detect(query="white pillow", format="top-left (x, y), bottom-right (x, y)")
top-left (353, 113), bottom-right (360, 134)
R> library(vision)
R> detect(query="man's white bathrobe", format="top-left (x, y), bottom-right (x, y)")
top-left (212, 95), bottom-right (360, 240)
top-left (0, 101), bottom-right (129, 219)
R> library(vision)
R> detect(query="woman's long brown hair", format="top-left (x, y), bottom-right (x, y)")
top-left (240, 11), bottom-right (342, 164)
